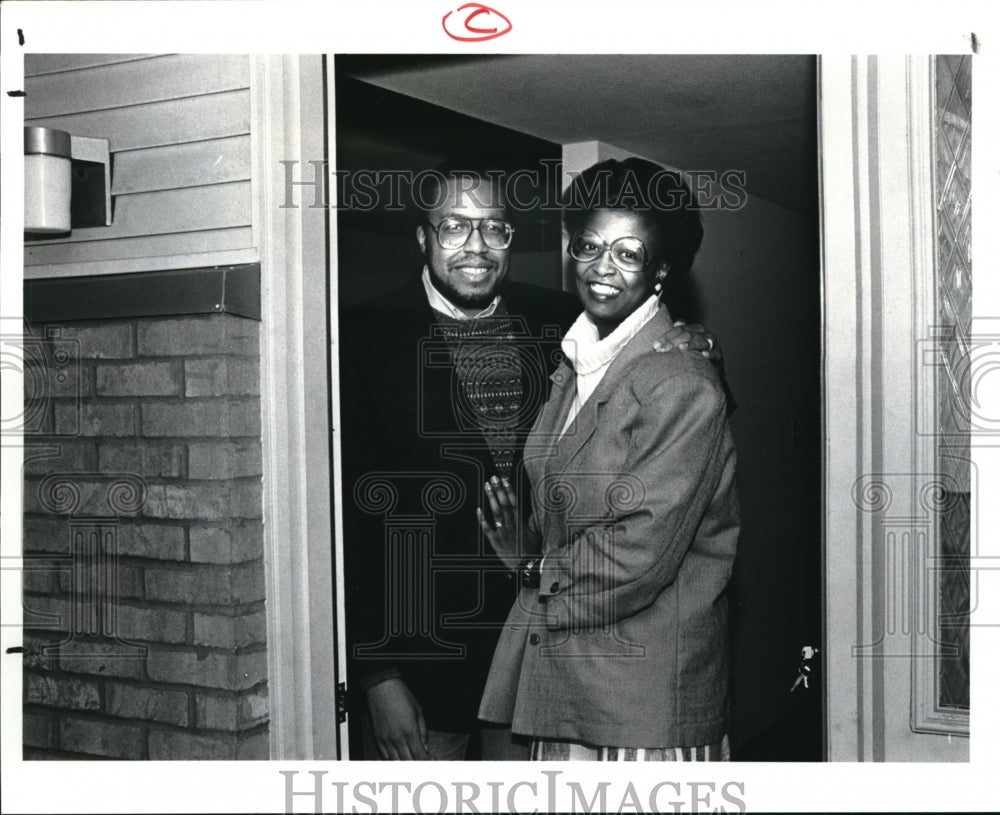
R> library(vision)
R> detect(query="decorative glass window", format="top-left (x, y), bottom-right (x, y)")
top-left (932, 54), bottom-right (971, 714)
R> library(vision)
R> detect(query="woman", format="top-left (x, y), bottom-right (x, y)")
top-left (477, 158), bottom-right (739, 761)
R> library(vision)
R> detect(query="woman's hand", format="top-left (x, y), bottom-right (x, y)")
top-left (653, 319), bottom-right (721, 361)
top-left (477, 475), bottom-right (519, 559)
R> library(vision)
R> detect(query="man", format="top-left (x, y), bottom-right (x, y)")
top-left (339, 165), bottom-right (716, 760)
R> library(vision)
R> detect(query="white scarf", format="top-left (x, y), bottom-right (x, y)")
top-left (559, 294), bottom-right (662, 437)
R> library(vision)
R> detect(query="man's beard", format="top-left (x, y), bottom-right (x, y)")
top-left (428, 269), bottom-right (500, 310)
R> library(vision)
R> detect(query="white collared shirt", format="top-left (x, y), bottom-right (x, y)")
top-left (421, 266), bottom-right (500, 320)
top-left (559, 294), bottom-right (662, 437)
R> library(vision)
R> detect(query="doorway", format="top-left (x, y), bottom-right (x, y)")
top-left (332, 54), bottom-right (823, 760)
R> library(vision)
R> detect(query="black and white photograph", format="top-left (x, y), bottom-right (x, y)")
top-left (1, 1), bottom-right (997, 812)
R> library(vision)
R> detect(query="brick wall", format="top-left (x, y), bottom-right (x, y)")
top-left (22, 312), bottom-right (268, 760)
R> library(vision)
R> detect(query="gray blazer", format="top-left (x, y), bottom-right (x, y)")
top-left (479, 308), bottom-right (740, 748)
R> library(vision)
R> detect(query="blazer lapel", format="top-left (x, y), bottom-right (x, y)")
top-left (554, 309), bottom-right (672, 465)
top-left (527, 359), bottom-right (606, 541)
top-left (549, 387), bottom-right (599, 472)
top-left (532, 308), bottom-right (675, 509)
top-left (523, 362), bottom-right (576, 537)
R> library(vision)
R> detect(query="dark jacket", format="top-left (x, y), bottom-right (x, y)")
top-left (339, 274), bottom-right (580, 732)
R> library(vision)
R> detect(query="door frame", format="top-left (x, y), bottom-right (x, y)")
top-left (254, 54), bottom-right (341, 760)
top-left (819, 54), bottom-right (970, 761)
top-left (261, 52), bottom-right (979, 762)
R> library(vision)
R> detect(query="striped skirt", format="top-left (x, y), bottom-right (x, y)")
top-left (530, 734), bottom-right (730, 761)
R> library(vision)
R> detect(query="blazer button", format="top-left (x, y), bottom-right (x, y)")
top-left (549, 581), bottom-right (560, 593)
top-left (529, 633), bottom-right (540, 645)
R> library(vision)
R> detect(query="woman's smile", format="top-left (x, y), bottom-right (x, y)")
top-left (586, 281), bottom-right (623, 299)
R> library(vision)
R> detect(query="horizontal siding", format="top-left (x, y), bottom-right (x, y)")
top-left (25, 228), bottom-right (254, 267)
top-left (112, 136), bottom-right (251, 195)
top-left (24, 54), bottom-right (159, 76)
top-left (25, 54), bottom-right (250, 118)
top-left (24, 248), bottom-right (260, 281)
top-left (25, 90), bottom-right (251, 153)
top-left (27, 181), bottom-right (251, 243)
top-left (23, 55), bottom-right (255, 274)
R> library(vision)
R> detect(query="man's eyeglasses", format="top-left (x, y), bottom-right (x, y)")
top-left (568, 229), bottom-right (650, 273)
top-left (425, 216), bottom-right (515, 250)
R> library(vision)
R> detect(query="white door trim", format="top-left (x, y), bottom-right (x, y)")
top-left (820, 54), bottom-right (970, 762)
top-left (253, 54), bottom-right (340, 760)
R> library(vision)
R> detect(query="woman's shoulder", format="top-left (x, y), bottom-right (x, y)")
top-left (626, 336), bottom-right (725, 405)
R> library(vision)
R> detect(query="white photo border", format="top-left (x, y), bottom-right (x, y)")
top-left (2, 1), bottom-right (998, 813)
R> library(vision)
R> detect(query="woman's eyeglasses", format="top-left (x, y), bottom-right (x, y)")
top-left (568, 229), bottom-right (649, 273)
top-left (425, 216), bottom-right (515, 250)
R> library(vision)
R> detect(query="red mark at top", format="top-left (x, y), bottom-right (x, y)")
top-left (442, 3), bottom-right (513, 41)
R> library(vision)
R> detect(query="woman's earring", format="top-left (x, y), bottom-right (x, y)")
top-left (654, 269), bottom-right (668, 296)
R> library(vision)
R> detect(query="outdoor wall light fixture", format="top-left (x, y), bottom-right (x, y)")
top-left (24, 126), bottom-right (112, 236)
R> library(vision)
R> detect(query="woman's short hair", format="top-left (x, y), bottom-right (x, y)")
top-left (562, 157), bottom-right (704, 274)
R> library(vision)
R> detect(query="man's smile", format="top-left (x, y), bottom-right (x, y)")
top-left (451, 263), bottom-right (496, 280)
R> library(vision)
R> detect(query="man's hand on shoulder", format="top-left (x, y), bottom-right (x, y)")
top-left (653, 319), bottom-right (721, 361)
top-left (367, 677), bottom-right (430, 760)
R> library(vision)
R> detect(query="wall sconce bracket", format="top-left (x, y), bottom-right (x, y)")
top-left (69, 135), bottom-right (112, 229)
